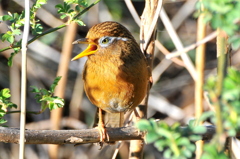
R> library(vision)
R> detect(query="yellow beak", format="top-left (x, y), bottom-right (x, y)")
top-left (71, 38), bottom-right (98, 61)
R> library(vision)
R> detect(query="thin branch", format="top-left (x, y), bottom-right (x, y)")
top-left (215, 29), bottom-right (228, 149)
top-left (160, 8), bottom-right (197, 81)
top-left (166, 31), bottom-right (218, 59)
top-left (19, 0), bottom-right (30, 158)
top-left (0, 125), bottom-right (232, 145)
top-left (195, 4), bottom-right (207, 157)
top-left (141, 0), bottom-right (163, 52)
top-left (0, 127), bottom-right (143, 144)
top-left (72, 0), bottom-right (100, 21)
top-left (155, 40), bottom-right (185, 66)
top-left (124, 0), bottom-right (141, 26)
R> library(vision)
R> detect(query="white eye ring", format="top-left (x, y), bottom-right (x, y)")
top-left (98, 36), bottom-right (128, 47)
top-left (99, 36), bottom-right (114, 47)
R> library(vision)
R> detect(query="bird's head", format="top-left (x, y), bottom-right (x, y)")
top-left (71, 21), bottom-right (137, 61)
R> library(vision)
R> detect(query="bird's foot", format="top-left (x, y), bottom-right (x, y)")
top-left (95, 123), bottom-right (110, 149)
top-left (96, 122), bottom-right (110, 142)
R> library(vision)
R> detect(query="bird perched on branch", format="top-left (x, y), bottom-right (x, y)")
top-left (72, 21), bottom-right (150, 142)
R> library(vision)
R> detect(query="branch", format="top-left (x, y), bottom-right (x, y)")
top-left (0, 127), bottom-right (143, 144)
top-left (0, 125), bottom-right (235, 145)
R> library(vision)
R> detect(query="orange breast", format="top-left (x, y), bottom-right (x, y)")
top-left (83, 54), bottom-right (149, 113)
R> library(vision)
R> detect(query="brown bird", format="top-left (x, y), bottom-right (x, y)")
top-left (72, 21), bottom-right (150, 142)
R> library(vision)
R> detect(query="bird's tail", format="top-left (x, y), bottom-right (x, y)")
top-left (93, 109), bottom-right (124, 128)
top-left (104, 111), bottom-right (124, 127)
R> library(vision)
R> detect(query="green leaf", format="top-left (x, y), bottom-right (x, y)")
top-left (0, 109), bottom-right (6, 118)
top-left (1, 88), bottom-right (11, 99)
top-left (229, 35), bottom-right (240, 50)
top-left (12, 29), bottom-right (21, 36)
top-left (156, 128), bottom-right (171, 138)
top-left (75, 5), bottom-right (81, 12)
top-left (74, 20), bottom-right (85, 26)
top-left (176, 137), bottom-right (190, 146)
top-left (7, 102), bottom-right (17, 109)
top-left (182, 149), bottom-right (193, 158)
top-left (78, 0), bottom-right (88, 7)
top-left (31, 77), bottom-right (64, 113)
top-left (2, 15), bottom-right (12, 21)
top-left (199, 111), bottom-right (214, 122)
top-left (48, 102), bottom-right (56, 111)
top-left (31, 86), bottom-right (40, 93)
top-left (135, 119), bottom-right (152, 131)
top-left (50, 76), bottom-right (62, 93)
top-left (60, 14), bottom-right (67, 19)
top-left (163, 149), bottom-right (172, 159)
top-left (55, 4), bottom-right (64, 10)
top-left (146, 131), bottom-right (160, 143)
top-left (0, 118), bottom-right (7, 125)
top-left (154, 140), bottom-right (166, 151)
top-left (8, 49), bottom-right (19, 67)
top-left (189, 134), bottom-right (202, 141)
top-left (53, 97), bottom-right (64, 107)
top-left (192, 126), bottom-right (207, 134)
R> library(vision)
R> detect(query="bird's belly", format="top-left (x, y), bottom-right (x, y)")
top-left (83, 70), bottom-right (144, 113)
top-left (84, 78), bottom-right (135, 113)
top-left (83, 59), bottom-right (148, 113)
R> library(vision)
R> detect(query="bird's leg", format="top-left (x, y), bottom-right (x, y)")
top-left (133, 108), bottom-right (141, 121)
top-left (97, 108), bottom-right (109, 142)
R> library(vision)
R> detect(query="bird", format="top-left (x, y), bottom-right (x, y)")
top-left (71, 21), bottom-right (150, 142)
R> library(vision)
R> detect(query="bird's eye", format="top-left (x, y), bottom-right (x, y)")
top-left (101, 37), bottom-right (110, 44)
top-left (99, 36), bottom-right (114, 47)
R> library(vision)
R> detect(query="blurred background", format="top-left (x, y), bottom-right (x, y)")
top-left (0, 0), bottom-right (239, 158)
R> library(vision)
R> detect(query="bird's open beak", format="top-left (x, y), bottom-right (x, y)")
top-left (71, 38), bottom-right (98, 61)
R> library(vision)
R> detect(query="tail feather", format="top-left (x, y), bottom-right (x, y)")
top-left (93, 109), bottom-right (124, 128)
top-left (104, 112), bottom-right (124, 127)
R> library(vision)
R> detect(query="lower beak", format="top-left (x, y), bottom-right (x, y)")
top-left (71, 38), bottom-right (98, 61)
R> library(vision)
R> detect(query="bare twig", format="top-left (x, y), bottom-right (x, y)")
top-left (0, 127), bottom-right (144, 144)
top-left (124, 0), bottom-right (141, 26)
top-left (160, 8), bottom-right (197, 80)
top-left (0, 125), bottom-right (232, 145)
top-left (195, 3), bottom-right (207, 158)
top-left (166, 31), bottom-right (218, 59)
top-left (19, 0), bottom-right (30, 158)
top-left (155, 40), bottom-right (185, 66)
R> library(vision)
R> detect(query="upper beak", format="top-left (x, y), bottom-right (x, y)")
top-left (71, 38), bottom-right (98, 61)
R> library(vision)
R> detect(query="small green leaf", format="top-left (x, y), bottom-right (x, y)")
top-left (176, 137), bottom-right (190, 146)
top-left (55, 4), bottom-right (64, 10)
top-left (31, 86), bottom-right (40, 93)
top-left (189, 134), bottom-right (202, 141)
top-left (75, 5), bottom-right (81, 12)
top-left (135, 119), bottom-right (151, 131)
top-left (1, 88), bottom-right (11, 99)
top-left (146, 131), bottom-right (160, 143)
top-left (2, 15), bottom-right (12, 21)
top-left (53, 97), bottom-right (64, 107)
top-left (0, 118), bottom-right (7, 125)
top-left (154, 140), bottom-right (166, 151)
top-left (229, 35), bottom-right (240, 50)
top-left (8, 50), bottom-right (19, 67)
top-left (157, 128), bottom-right (171, 138)
top-left (12, 29), bottom-right (21, 35)
top-left (75, 20), bottom-right (85, 26)
top-left (60, 14), bottom-right (67, 19)
top-left (192, 126), bottom-right (207, 134)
